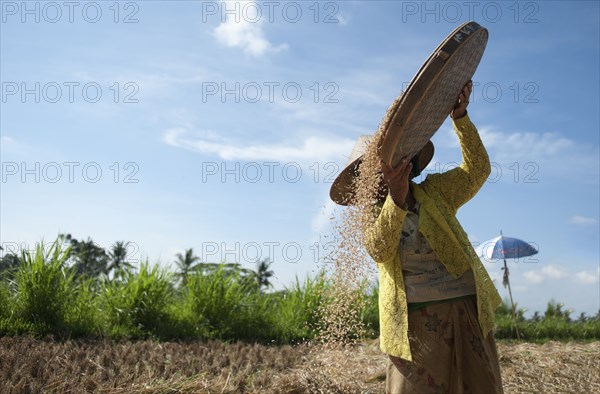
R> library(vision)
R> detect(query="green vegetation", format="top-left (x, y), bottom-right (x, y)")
top-left (494, 298), bottom-right (600, 342)
top-left (9, 240), bottom-right (75, 336)
top-left (0, 237), bottom-right (598, 342)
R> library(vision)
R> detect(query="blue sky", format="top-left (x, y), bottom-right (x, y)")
top-left (1, 1), bottom-right (599, 317)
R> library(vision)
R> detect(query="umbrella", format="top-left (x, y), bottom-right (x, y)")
top-left (477, 234), bottom-right (538, 261)
top-left (476, 231), bottom-right (539, 339)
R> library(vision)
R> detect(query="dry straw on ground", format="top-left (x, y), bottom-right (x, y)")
top-left (1, 337), bottom-right (598, 393)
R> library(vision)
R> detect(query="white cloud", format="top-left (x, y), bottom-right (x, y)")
top-left (521, 264), bottom-right (569, 284)
top-left (523, 270), bottom-right (544, 284)
top-left (163, 127), bottom-right (355, 163)
top-left (436, 125), bottom-right (574, 159)
top-left (436, 124), bottom-right (599, 183)
top-left (440, 122), bottom-right (581, 160)
top-left (0, 135), bottom-right (51, 161)
top-left (521, 264), bottom-right (599, 285)
top-left (335, 13), bottom-right (351, 26)
top-left (1, 136), bottom-right (15, 145)
top-left (542, 265), bottom-right (568, 279)
top-left (477, 127), bottom-right (573, 161)
top-left (575, 268), bottom-right (600, 284)
top-left (213, 1), bottom-right (288, 57)
top-left (570, 215), bottom-right (597, 225)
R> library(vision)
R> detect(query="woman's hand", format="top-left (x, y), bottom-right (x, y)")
top-left (451, 80), bottom-right (472, 119)
top-left (380, 158), bottom-right (412, 208)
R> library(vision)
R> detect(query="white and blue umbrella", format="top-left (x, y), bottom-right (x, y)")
top-left (476, 231), bottom-right (538, 339)
top-left (476, 232), bottom-right (538, 287)
top-left (476, 234), bottom-right (538, 262)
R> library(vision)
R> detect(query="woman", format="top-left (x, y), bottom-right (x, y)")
top-left (369, 81), bottom-right (503, 393)
top-left (331, 81), bottom-right (504, 393)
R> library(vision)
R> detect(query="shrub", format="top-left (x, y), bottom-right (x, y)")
top-left (12, 241), bottom-right (74, 336)
top-left (181, 266), bottom-right (273, 341)
top-left (66, 278), bottom-right (102, 338)
top-left (102, 262), bottom-right (175, 338)
top-left (273, 272), bottom-right (329, 342)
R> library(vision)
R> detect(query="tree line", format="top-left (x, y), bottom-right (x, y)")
top-left (0, 234), bottom-right (275, 291)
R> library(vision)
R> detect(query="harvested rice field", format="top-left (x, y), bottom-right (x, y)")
top-left (1, 337), bottom-right (598, 393)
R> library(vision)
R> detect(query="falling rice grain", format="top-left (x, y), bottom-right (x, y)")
top-left (315, 96), bottom-right (403, 350)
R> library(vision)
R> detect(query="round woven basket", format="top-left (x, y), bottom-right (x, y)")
top-left (379, 21), bottom-right (488, 167)
top-left (330, 21), bottom-right (488, 206)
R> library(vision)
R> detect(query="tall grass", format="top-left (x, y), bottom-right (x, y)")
top-left (0, 280), bottom-right (10, 321)
top-left (67, 278), bottom-right (102, 337)
top-left (274, 272), bottom-right (328, 342)
top-left (179, 266), bottom-right (275, 341)
top-left (102, 262), bottom-right (175, 339)
top-left (11, 241), bottom-right (74, 336)
top-left (0, 238), bottom-right (598, 342)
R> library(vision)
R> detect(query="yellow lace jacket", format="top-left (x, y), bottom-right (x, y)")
top-left (365, 114), bottom-right (502, 361)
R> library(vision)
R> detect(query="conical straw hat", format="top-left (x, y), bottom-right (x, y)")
top-left (329, 137), bottom-right (433, 206)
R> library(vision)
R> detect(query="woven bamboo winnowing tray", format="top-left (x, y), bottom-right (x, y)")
top-left (379, 21), bottom-right (488, 167)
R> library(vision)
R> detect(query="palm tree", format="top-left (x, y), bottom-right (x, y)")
top-left (108, 241), bottom-right (134, 276)
top-left (175, 248), bottom-right (200, 287)
top-left (62, 234), bottom-right (109, 279)
top-left (254, 258), bottom-right (274, 291)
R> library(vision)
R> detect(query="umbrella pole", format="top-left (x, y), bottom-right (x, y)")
top-left (503, 256), bottom-right (521, 340)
